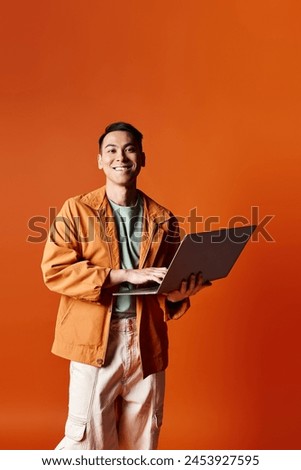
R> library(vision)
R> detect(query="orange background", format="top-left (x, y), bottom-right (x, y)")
top-left (0, 0), bottom-right (300, 449)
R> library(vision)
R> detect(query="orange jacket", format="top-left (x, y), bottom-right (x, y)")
top-left (41, 186), bottom-right (190, 377)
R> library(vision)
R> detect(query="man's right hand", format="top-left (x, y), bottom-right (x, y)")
top-left (104, 267), bottom-right (167, 288)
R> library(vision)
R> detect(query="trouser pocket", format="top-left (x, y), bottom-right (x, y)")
top-left (55, 416), bottom-right (88, 450)
top-left (65, 416), bottom-right (87, 442)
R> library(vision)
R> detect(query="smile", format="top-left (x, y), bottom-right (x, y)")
top-left (112, 166), bottom-right (132, 171)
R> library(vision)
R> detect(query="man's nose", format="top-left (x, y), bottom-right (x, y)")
top-left (116, 150), bottom-right (127, 161)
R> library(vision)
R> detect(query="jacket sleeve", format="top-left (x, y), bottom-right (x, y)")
top-left (41, 198), bottom-right (111, 303)
top-left (160, 296), bottom-right (190, 320)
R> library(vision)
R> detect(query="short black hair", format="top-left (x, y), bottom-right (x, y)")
top-left (98, 122), bottom-right (143, 152)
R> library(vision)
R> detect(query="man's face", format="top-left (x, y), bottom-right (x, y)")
top-left (98, 131), bottom-right (145, 187)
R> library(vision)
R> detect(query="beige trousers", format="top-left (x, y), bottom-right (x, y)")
top-left (56, 318), bottom-right (165, 450)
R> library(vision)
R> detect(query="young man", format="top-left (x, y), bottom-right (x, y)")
top-left (41, 122), bottom-right (210, 450)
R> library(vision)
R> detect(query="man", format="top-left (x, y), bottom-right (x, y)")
top-left (41, 122), bottom-right (210, 450)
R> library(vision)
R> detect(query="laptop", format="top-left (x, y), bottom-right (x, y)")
top-left (113, 225), bottom-right (257, 296)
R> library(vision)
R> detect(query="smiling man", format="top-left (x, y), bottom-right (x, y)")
top-left (41, 122), bottom-right (210, 450)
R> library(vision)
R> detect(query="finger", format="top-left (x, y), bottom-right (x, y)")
top-left (179, 274), bottom-right (197, 296)
top-left (196, 272), bottom-right (204, 287)
top-left (190, 280), bottom-right (212, 296)
top-left (152, 271), bottom-right (168, 282)
top-left (188, 273), bottom-right (197, 291)
top-left (145, 268), bottom-right (167, 276)
top-left (181, 274), bottom-right (196, 296)
top-left (196, 272), bottom-right (212, 288)
top-left (180, 279), bottom-right (188, 295)
top-left (152, 267), bottom-right (168, 274)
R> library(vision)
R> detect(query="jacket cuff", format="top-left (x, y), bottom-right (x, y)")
top-left (160, 296), bottom-right (190, 320)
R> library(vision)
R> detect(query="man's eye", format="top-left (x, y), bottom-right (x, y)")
top-left (126, 147), bottom-right (135, 152)
top-left (108, 148), bottom-right (116, 153)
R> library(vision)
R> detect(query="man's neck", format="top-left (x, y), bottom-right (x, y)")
top-left (105, 183), bottom-right (138, 207)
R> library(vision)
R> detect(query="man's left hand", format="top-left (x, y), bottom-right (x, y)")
top-left (165, 272), bottom-right (212, 303)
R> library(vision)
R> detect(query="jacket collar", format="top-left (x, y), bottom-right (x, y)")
top-left (80, 186), bottom-right (107, 211)
top-left (80, 186), bottom-right (173, 225)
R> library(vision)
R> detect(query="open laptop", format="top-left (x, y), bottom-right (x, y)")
top-left (113, 225), bottom-right (257, 296)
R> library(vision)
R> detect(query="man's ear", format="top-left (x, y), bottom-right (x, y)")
top-left (97, 153), bottom-right (103, 170)
top-left (141, 152), bottom-right (146, 167)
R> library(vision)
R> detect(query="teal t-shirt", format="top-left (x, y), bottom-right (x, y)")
top-left (109, 195), bottom-right (143, 316)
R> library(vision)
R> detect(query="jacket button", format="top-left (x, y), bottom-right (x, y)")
top-left (96, 358), bottom-right (103, 366)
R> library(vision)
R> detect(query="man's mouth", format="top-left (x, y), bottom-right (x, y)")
top-left (112, 165), bottom-right (132, 172)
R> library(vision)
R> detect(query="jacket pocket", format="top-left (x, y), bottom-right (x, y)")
top-left (59, 298), bottom-right (75, 326)
top-left (65, 416), bottom-right (86, 442)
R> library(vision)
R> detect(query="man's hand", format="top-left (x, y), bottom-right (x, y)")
top-left (126, 267), bottom-right (167, 285)
top-left (165, 272), bottom-right (212, 303)
top-left (104, 267), bottom-right (167, 288)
